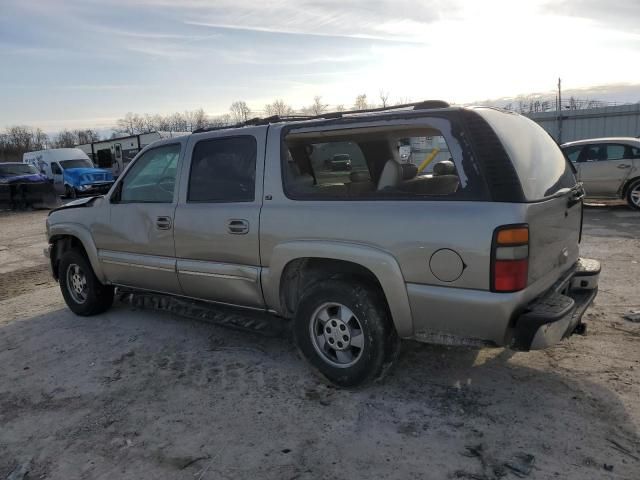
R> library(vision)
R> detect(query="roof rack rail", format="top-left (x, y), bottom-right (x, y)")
top-left (192, 99), bottom-right (450, 134)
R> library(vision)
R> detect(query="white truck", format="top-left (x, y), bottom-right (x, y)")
top-left (77, 131), bottom-right (190, 177)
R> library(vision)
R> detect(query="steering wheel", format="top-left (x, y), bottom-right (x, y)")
top-left (157, 176), bottom-right (175, 193)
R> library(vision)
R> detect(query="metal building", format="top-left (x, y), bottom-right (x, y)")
top-left (527, 104), bottom-right (640, 143)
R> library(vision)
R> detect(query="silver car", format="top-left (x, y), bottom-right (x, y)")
top-left (45, 103), bottom-right (600, 387)
top-left (561, 137), bottom-right (640, 210)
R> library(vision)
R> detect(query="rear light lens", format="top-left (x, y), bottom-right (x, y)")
top-left (492, 225), bottom-right (529, 292)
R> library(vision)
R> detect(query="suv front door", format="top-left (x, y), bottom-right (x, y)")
top-left (577, 143), bottom-right (633, 197)
top-left (173, 128), bottom-right (266, 308)
top-left (98, 142), bottom-right (183, 294)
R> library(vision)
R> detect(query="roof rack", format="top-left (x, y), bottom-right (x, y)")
top-left (192, 99), bottom-right (450, 134)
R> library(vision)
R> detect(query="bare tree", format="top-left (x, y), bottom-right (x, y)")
top-left (264, 99), bottom-right (294, 116)
top-left (230, 101), bottom-right (251, 123)
top-left (335, 104), bottom-right (345, 112)
top-left (115, 113), bottom-right (137, 135)
top-left (307, 96), bottom-right (328, 115)
top-left (353, 94), bottom-right (368, 110)
top-left (379, 90), bottom-right (390, 108)
top-left (209, 113), bottom-right (232, 127)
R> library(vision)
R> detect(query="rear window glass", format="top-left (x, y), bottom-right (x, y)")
top-left (477, 109), bottom-right (576, 200)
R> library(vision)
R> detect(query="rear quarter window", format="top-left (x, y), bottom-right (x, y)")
top-left (475, 108), bottom-right (576, 200)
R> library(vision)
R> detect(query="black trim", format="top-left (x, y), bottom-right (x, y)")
top-left (461, 110), bottom-right (526, 203)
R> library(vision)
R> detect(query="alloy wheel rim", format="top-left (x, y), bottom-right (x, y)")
top-left (631, 185), bottom-right (640, 207)
top-left (309, 302), bottom-right (365, 368)
top-left (66, 263), bottom-right (88, 304)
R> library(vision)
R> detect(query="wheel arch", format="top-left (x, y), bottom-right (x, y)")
top-left (48, 224), bottom-right (105, 282)
top-left (262, 241), bottom-right (414, 338)
top-left (621, 175), bottom-right (640, 198)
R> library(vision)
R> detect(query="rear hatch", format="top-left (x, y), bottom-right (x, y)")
top-left (473, 108), bottom-right (582, 287)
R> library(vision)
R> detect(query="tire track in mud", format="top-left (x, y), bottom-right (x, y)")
top-left (0, 264), bottom-right (56, 301)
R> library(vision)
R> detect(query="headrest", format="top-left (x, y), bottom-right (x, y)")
top-left (350, 171), bottom-right (371, 183)
top-left (400, 163), bottom-right (418, 180)
top-left (433, 160), bottom-right (456, 176)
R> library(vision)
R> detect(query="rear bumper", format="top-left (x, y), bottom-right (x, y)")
top-left (509, 258), bottom-right (600, 351)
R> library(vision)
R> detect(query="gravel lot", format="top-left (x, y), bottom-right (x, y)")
top-left (0, 205), bottom-right (638, 479)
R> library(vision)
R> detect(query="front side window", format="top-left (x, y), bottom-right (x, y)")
top-left (119, 144), bottom-right (181, 203)
top-left (188, 136), bottom-right (256, 203)
top-left (51, 163), bottom-right (62, 175)
top-left (283, 123), bottom-right (469, 200)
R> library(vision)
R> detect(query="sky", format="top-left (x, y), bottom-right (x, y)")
top-left (1, 0), bottom-right (640, 132)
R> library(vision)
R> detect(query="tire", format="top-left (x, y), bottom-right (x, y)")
top-left (65, 186), bottom-right (77, 199)
top-left (59, 249), bottom-right (114, 316)
top-left (293, 278), bottom-right (399, 387)
top-left (626, 179), bottom-right (640, 211)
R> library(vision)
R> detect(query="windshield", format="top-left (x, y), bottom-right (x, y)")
top-left (0, 164), bottom-right (38, 176)
top-left (60, 159), bottom-right (93, 169)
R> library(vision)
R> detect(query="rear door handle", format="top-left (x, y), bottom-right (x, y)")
top-left (617, 164), bottom-right (631, 169)
top-left (156, 216), bottom-right (172, 230)
top-left (227, 219), bottom-right (249, 235)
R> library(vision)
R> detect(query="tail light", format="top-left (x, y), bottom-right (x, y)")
top-left (491, 225), bottom-right (529, 292)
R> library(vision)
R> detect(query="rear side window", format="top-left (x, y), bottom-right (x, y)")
top-left (188, 136), bottom-right (256, 203)
top-left (476, 109), bottom-right (576, 200)
top-left (282, 120), bottom-right (480, 200)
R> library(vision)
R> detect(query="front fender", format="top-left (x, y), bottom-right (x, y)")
top-left (262, 240), bottom-right (414, 338)
top-left (48, 222), bottom-right (106, 283)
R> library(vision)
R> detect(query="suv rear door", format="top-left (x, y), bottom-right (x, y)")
top-left (577, 143), bottom-right (633, 197)
top-left (173, 127), bottom-right (266, 308)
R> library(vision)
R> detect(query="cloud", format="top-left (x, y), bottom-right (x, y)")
top-left (552, 0), bottom-right (640, 31)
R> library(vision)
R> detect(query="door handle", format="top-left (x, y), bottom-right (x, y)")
top-left (617, 164), bottom-right (631, 169)
top-left (226, 219), bottom-right (249, 235)
top-left (156, 216), bottom-right (172, 230)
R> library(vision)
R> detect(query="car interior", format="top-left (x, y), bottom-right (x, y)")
top-left (284, 126), bottom-right (460, 198)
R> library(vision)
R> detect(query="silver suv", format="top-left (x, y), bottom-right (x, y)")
top-left (561, 137), bottom-right (640, 210)
top-left (45, 102), bottom-right (600, 387)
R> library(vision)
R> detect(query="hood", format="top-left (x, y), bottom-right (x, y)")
top-left (63, 167), bottom-right (114, 184)
top-left (3, 173), bottom-right (49, 184)
top-left (48, 195), bottom-right (101, 215)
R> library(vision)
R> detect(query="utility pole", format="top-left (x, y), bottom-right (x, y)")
top-left (557, 77), bottom-right (563, 143)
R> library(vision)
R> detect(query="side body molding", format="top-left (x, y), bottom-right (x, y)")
top-left (48, 223), bottom-right (106, 283)
top-left (262, 240), bottom-right (415, 338)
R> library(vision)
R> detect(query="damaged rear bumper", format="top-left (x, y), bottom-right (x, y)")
top-left (509, 258), bottom-right (600, 351)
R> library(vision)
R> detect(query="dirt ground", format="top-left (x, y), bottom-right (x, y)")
top-left (0, 205), bottom-right (638, 479)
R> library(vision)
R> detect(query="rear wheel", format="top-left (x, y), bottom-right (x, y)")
top-left (626, 180), bottom-right (640, 211)
top-left (59, 249), bottom-right (114, 316)
top-left (293, 278), bottom-right (399, 387)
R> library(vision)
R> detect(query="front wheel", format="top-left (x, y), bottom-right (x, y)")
top-left (59, 249), bottom-right (114, 316)
top-left (626, 180), bottom-right (640, 211)
top-left (65, 186), bottom-right (77, 199)
top-left (293, 279), bottom-right (399, 387)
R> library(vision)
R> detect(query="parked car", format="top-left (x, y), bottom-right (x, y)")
top-left (23, 148), bottom-right (114, 198)
top-left (324, 153), bottom-right (352, 171)
top-left (561, 137), bottom-right (640, 210)
top-left (44, 103), bottom-right (600, 387)
top-left (0, 162), bottom-right (57, 209)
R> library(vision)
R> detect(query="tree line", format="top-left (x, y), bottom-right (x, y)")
top-left (1, 90), bottom-right (620, 162)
